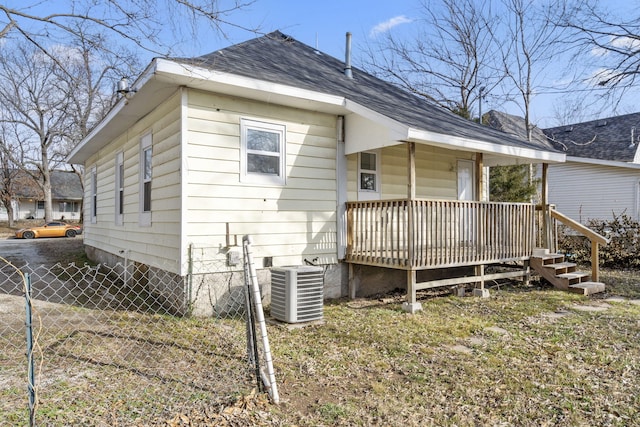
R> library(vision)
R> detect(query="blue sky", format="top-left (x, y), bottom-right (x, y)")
top-left (11, 0), bottom-right (640, 128)
top-left (181, 0), bottom-right (416, 60)
top-left (179, 0), bottom-right (639, 128)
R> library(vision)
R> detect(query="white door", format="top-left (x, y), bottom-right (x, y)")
top-left (457, 160), bottom-right (475, 244)
top-left (457, 160), bottom-right (474, 201)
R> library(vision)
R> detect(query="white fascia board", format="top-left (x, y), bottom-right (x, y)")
top-left (407, 128), bottom-right (566, 163)
top-left (567, 155), bottom-right (640, 169)
top-left (154, 59), bottom-right (347, 110)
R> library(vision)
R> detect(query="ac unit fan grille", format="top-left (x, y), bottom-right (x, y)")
top-left (270, 266), bottom-right (324, 323)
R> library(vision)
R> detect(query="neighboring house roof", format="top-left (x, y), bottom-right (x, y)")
top-left (484, 110), bottom-right (555, 150)
top-left (69, 31), bottom-right (564, 165)
top-left (4, 170), bottom-right (83, 200)
top-left (543, 112), bottom-right (640, 163)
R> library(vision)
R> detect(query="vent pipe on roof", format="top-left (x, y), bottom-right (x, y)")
top-left (344, 32), bottom-right (353, 79)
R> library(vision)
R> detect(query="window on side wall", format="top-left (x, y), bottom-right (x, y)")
top-left (115, 151), bottom-right (124, 225)
top-left (358, 151), bottom-right (380, 200)
top-left (90, 166), bottom-right (97, 223)
top-left (240, 119), bottom-right (286, 185)
top-left (139, 133), bottom-right (152, 227)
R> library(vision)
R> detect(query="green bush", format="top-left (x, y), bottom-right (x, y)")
top-left (557, 213), bottom-right (640, 269)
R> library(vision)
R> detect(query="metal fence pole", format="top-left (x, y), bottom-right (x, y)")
top-left (24, 273), bottom-right (36, 427)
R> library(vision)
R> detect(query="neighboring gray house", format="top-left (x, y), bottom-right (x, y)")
top-left (543, 113), bottom-right (640, 222)
top-left (486, 109), bottom-right (640, 223)
top-left (68, 32), bottom-right (565, 314)
top-left (0, 170), bottom-right (83, 221)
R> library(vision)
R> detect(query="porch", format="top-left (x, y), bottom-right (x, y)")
top-left (345, 198), bottom-right (608, 312)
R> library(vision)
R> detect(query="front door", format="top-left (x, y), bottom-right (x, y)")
top-left (457, 160), bottom-right (475, 201)
top-left (457, 160), bottom-right (475, 244)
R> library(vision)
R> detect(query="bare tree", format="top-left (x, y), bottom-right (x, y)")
top-left (362, 0), bottom-right (504, 119)
top-left (557, 0), bottom-right (640, 109)
top-left (0, 125), bottom-right (21, 227)
top-left (0, 1), bottom-right (256, 61)
top-left (0, 38), bottom-right (130, 222)
top-left (499, 0), bottom-right (571, 141)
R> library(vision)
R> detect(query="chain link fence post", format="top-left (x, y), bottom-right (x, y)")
top-left (23, 272), bottom-right (36, 427)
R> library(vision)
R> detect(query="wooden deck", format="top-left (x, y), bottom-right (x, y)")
top-left (346, 199), bottom-right (536, 270)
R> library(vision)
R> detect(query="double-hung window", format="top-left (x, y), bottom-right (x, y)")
top-left (115, 151), bottom-right (124, 225)
top-left (139, 133), bottom-right (152, 226)
top-left (358, 151), bottom-right (380, 200)
top-left (240, 119), bottom-right (286, 185)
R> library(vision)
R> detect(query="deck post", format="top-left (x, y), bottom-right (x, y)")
top-left (402, 269), bottom-right (422, 313)
top-left (591, 241), bottom-right (600, 282)
top-left (541, 163), bottom-right (549, 249)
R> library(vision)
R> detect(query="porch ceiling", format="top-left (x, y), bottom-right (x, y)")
top-left (344, 108), bottom-right (565, 166)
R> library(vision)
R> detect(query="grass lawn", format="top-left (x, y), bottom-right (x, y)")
top-left (264, 276), bottom-right (640, 426)
top-left (2, 218), bottom-right (638, 425)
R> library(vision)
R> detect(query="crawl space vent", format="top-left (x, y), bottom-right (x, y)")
top-left (270, 266), bottom-right (324, 323)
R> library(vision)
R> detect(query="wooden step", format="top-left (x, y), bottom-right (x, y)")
top-left (569, 281), bottom-right (606, 295)
top-left (533, 254), bottom-right (565, 265)
top-left (530, 252), bottom-right (605, 294)
top-left (556, 272), bottom-right (591, 285)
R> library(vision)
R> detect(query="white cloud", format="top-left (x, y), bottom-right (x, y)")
top-left (610, 35), bottom-right (640, 50)
top-left (369, 15), bottom-right (412, 38)
top-left (591, 35), bottom-right (640, 57)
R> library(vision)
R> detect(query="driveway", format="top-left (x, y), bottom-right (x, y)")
top-left (0, 236), bottom-right (85, 267)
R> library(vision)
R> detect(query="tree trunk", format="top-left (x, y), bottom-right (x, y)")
top-left (42, 169), bottom-right (53, 222)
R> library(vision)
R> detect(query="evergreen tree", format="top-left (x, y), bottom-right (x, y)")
top-left (489, 164), bottom-right (538, 202)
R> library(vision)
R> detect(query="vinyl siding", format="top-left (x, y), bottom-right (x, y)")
top-left (547, 162), bottom-right (640, 222)
top-left (83, 90), bottom-right (183, 273)
top-left (184, 90), bottom-right (338, 267)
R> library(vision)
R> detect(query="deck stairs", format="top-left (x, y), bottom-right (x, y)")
top-left (530, 250), bottom-right (605, 296)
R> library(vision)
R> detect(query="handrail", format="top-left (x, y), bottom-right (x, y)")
top-left (548, 207), bottom-right (609, 282)
top-left (550, 209), bottom-right (609, 245)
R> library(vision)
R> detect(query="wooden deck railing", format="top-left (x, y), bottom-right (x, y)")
top-left (547, 207), bottom-right (609, 282)
top-left (346, 199), bottom-right (536, 270)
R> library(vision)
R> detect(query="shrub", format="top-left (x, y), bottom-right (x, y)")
top-left (557, 213), bottom-right (640, 269)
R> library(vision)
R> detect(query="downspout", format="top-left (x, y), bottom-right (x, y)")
top-left (336, 116), bottom-right (348, 260)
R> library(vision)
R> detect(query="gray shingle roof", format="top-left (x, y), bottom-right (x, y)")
top-left (4, 170), bottom-right (83, 200)
top-left (484, 110), bottom-right (555, 150)
top-left (543, 112), bottom-right (640, 162)
top-left (174, 31), bottom-right (558, 154)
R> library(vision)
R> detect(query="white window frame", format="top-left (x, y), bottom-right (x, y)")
top-left (357, 150), bottom-right (380, 200)
top-left (139, 132), bottom-right (152, 227)
top-left (115, 151), bottom-right (124, 225)
top-left (240, 119), bottom-right (286, 186)
top-left (90, 166), bottom-right (97, 224)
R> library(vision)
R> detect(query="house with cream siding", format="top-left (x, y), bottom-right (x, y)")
top-left (68, 32), bottom-right (569, 315)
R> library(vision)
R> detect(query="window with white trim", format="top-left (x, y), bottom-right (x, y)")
top-left (90, 166), bottom-right (97, 223)
top-left (139, 133), bottom-right (152, 226)
top-left (358, 151), bottom-right (380, 196)
top-left (115, 151), bottom-right (124, 225)
top-left (240, 119), bottom-right (286, 185)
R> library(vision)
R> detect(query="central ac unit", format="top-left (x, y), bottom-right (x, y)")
top-left (270, 266), bottom-right (324, 323)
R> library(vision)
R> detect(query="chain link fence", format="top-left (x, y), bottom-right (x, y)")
top-left (0, 241), bottom-right (273, 426)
